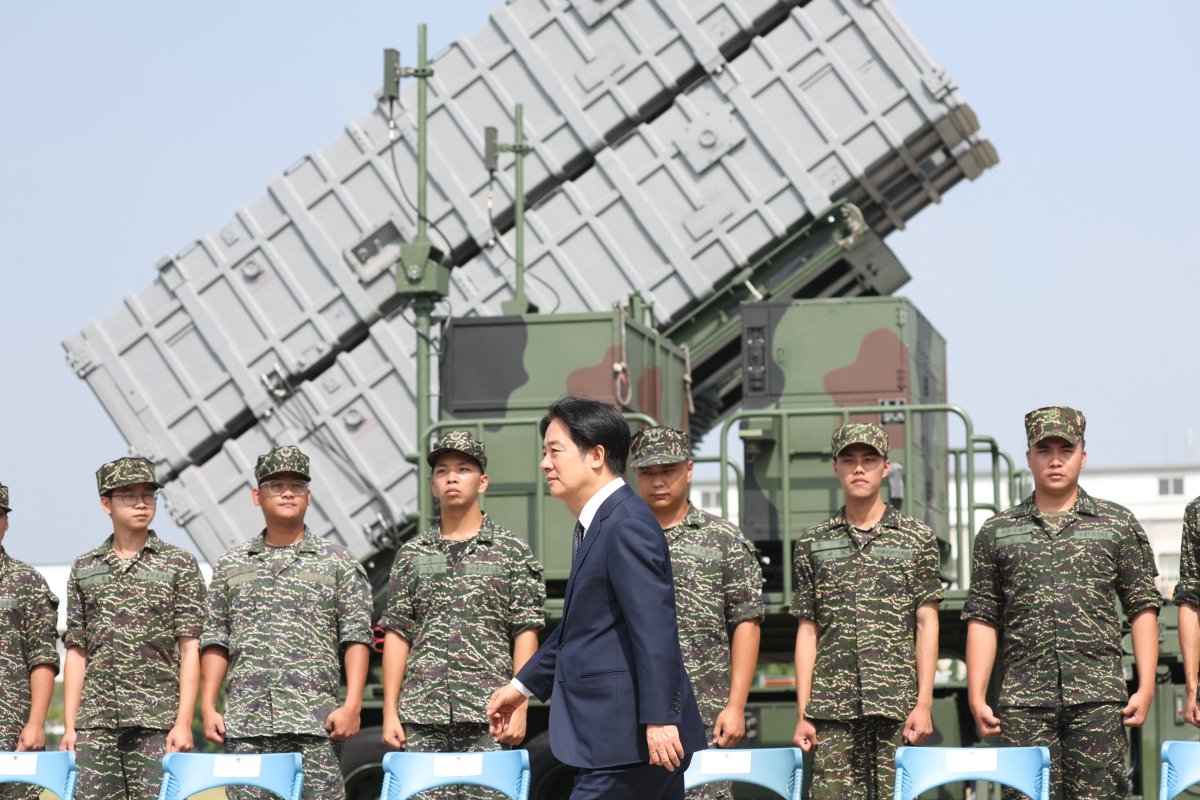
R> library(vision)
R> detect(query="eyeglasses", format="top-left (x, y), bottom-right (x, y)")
top-left (260, 480), bottom-right (309, 496)
top-left (111, 491), bottom-right (159, 507)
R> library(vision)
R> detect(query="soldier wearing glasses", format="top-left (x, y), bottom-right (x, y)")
top-left (200, 445), bottom-right (372, 800)
top-left (61, 457), bottom-right (207, 800)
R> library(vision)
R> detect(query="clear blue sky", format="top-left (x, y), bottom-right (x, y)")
top-left (2, 2), bottom-right (1197, 564)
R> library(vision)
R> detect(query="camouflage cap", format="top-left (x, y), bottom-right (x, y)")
top-left (630, 426), bottom-right (692, 469)
top-left (95, 456), bottom-right (161, 495)
top-left (831, 422), bottom-right (889, 458)
top-left (0, 482), bottom-right (9, 512)
top-left (1025, 406), bottom-right (1086, 447)
top-left (255, 445), bottom-right (311, 483)
top-left (427, 430), bottom-right (487, 472)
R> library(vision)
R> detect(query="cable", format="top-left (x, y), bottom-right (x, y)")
top-left (486, 172), bottom-right (562, 313)
top-left (385, 94), bottom-right (457, 263)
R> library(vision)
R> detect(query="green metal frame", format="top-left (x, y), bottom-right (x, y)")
top-left (717, 402), bottom-right (1006, 598)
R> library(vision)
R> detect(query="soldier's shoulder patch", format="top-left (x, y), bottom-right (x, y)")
top-left (891, 512), bottom-right (934, 539)
top-left (1085, 495), bottom-right (1136, 523)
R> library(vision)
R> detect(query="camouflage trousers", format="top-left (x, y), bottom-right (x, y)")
top-left (684, 727), bottom-right (731, 800)
top-left (75, 726), bottom-right (167, 800)
top-left (998, 703), bottom-right (1126, 800)
top-left (0, 727), bottom-right (39, 800)
top-left (809, 716), bottom-right (904, 800)
top-left (226, 734), bottom-right (343, 800)
top-left (405, 722), bottom-right (506, 800)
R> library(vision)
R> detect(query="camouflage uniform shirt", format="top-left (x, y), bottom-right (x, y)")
top-left (1173, 496), bottom-right (1200, 607)
top-left (0, 547), bottom-right (60, 738)
top-left (381, 515), bottom-right (545, 723)
top-left (64, 532), bottom-right (206, 729)
top-left (962, 489), bottom-right (1162, 707)
top-left (202, 530), bottom-right (373, 738)
top-left (791, 506), bottom-right (943, 721)
top-left (665, 505), bottom-right (764, 725)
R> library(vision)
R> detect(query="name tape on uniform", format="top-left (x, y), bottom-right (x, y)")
top-left (434, 754), bottom-right (484, 777)
top-left (0, 754), bottom-right (37, 776)
top-left (213, 755), bottom-right (263, 778)
top-left (699, 750), bottom-right (753, 774)
top-left (945, 749), bottom-right (997, 773)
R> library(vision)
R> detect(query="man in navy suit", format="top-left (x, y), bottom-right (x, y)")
top-left (487, 397), bottom-right (706, 799)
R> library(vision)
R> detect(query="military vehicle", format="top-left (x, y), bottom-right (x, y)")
top-left (64, 0), bottom-right (1195, 797)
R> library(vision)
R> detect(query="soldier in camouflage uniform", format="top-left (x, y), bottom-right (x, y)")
top-left (791, 423), bottom-right (942, 800)
top-left (381, 431), bottom-right (546, 800)
top-left (1177, 495), bottom-right (1200, 728)
top-left (964, 406), bottom-right (1161, 800)
top-left (630, 427), bottom-right (764, 800)
top-left (200, 445), bottom-right (373, 800)
top-left (61, 457), bottom-right (207, 800)
top-left (0, 483), bottom-right (60, 800)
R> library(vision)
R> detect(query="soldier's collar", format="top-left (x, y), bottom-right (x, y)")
top-left (247, 527), bottom-right (316, 554)
top-left (425, 514), bottom-right (496, 545)
top-left (834, 504), bottom-right (902, 531)
top-left (99, 530), bottom-right (161, 558)
top-left (1018, 488), bottom-right (1098, 519)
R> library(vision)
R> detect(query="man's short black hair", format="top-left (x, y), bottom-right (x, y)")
top-left (540, 396), bottom-right (630, 476)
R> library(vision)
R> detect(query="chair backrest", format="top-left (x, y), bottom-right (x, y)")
top-left (683, 747), bottom-right (804, 800)
top-left (380, 750), bottom-right (530, 800)
top-left (893, 746), bottom-right (1050, 800)
top-left (157, 752), bottom-right (303, 800)
top-left (0, 751), bottom-right (77, 799)
top-left (1161, 740), bottom-right (1200, 800)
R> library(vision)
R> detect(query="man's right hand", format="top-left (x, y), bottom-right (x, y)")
top-left (58, 728), bottom-right (76, 752)
top-left (792, 717), bottom-right (817, 752)
top-left (382, 715), bottom-right (407, 750)
top-left (202, 708), bottom-right (226, 745)
top-left (969, 700), bottom-right (1002, 738)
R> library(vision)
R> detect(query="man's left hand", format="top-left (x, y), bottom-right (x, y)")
top-left (325, 704), bottom-right (363, 741)
top-left (646, 724), bottom-right (685, 771)
top-left (494, 703), bottom-right (528, 746)
top-left (711, 705), bottom-right (746, 748)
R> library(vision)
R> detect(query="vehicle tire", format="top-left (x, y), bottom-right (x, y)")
top-left (341, 726), bottom-right (391, 800)
top-left (524, 731), bottom-right (578, 800)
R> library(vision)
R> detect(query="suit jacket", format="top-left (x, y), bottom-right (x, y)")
top-left (517, 484), bottom-right (707, 768)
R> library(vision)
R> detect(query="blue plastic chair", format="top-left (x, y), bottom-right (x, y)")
top-left (894, 746), bottom-right (1050, 800)
top-left (1161, 740), bottom-right (1200, 800)
top-left (0, 751), bottom-right (76, 799)
top-left (157, 752), bottom-right (303, 800)
top-left (381, 750), bottom-right (530, 800)
top-left (683, 747), bottom-right (803, 800)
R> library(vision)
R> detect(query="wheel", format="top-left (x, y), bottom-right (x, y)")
top-left (341, 725), bottom-right (391, 800)
top-left (524, 731), bottom-right (578, 800)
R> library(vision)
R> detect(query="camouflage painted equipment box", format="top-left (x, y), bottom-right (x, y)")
top-left (440, 306), bottom-right (689, 581)
top-left (738, 297), bottom-right (949, 583)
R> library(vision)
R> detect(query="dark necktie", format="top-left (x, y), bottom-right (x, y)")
top-left (572, 521), bottom-right (585, 559)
